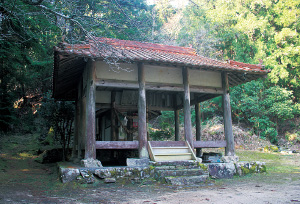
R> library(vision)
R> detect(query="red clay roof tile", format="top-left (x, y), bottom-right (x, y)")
top-left (55, 37), bottom-right (269, 74)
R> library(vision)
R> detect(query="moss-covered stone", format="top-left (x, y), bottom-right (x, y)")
top-left (198, 163), bottom-right (208, 171)
top-left (264, 145), bottom-right (279, 152)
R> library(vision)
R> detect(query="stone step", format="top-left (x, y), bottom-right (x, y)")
top-left (154, 153), bottom-right (193, 161)
top-left (151, 160), bottom-right (199, 167)
top-left (165, 175), bottom-right (209, 186)
top-left (155, 168), bottom-right (207, 180)
top-left (148, 141), bottom-right (197, 162)
top-left (152, 147), bottom-right (190, 154)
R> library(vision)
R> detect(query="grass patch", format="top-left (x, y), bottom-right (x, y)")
top-left (236, 150), bottom-right (300, 174)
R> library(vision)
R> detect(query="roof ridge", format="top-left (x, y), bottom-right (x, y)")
top-left (92, 37), bottom-right (196, 55)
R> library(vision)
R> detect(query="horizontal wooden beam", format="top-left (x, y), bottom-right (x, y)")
top-left (190, 86), bottom-right (223, 94)
top-left (149, 141), bottom-right (186, 147)
top-left (95, 140), bottom-right (226, 149)
top-left (95, 80), bottom-right (138, 89)
top-left (95, 79), bottom-right (223, 94)
top-left (193, 140), bottom-right (227, 148)
top-left (95, 141), bottom-right (139, 149)
top-left (146, 84), bottom-right (183, 92)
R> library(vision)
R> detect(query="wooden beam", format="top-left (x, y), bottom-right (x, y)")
top-left (190, 94), bottom-right (220, 105)
top-left (175, 109), bottom-right (180, 141)
top-left (182, 67), bottom-right (194, 149)
top-left (95, 141), bottom-right (138, 149)
top-left (95, 79), bottom-right (138, 89)
top-left (84, 61), bottom-right (97, 159)
top-left (95, 79), bottom-right (223, 94)
top-left (195, 103), bottom-right (202, 157)
top-left (150, 141), bottom-right (186, 147)
top-left (222, 72), bottom-right (235, 156)
top-left (194, 140), bottom-right (227, 148)
top-left (138, 62), bottom-right (149, 158)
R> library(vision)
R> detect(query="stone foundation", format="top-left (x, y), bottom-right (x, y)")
top-left (58, 160), bottom-right (267, 184)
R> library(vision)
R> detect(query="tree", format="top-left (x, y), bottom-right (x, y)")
top-left (230, 80), bottom-right (297, 143)
top-left (39, 92), bottom-right (74, 161)
top-left (0, 0), bottom-right (153, 132)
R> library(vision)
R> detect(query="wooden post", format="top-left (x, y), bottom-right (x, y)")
top-left (72, 100), bottom-right (79, 159)
top-left (174, 109), bottom-right (180, 141)
top-left (182, 67), bottom-right (194, 149)
top-left (138, 62), bottom-right (148, 158)
top-left (111, 92), bottom-right (117, 141)
top-left (195, 103), bottom-right (202, 157)
top-left (127, 111), bottom-right (133, 141)
top-left (84, 61), bottom-right (97, 159)
top-left (222, 72), bottom-right (235, 156)
top-left (78, 78), bottom-right (84, 159)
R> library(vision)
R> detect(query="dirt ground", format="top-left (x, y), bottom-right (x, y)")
top-left (1, 134), bottom-right (300, 204)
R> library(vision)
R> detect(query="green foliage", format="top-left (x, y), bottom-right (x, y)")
top-left (39, 92), bottom-right (74, 161)
top-left (0, 0), bottom-right (153, 133)
top-left (178, 0), bottom-right (300, 102)
top-left (230, 80), bottom-right (297, 143)
top-left (149, 121), bottom-right (174, 141)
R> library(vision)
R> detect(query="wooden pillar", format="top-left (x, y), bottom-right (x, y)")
top-left (182, 67), bottom-right (193, 149)
top-left (195, 103), bottom-right (202, 157)
top-left (174, 110), bottom-right (180, 141)
top-left (222, 72), bottom-right (235, 156)
top-left (138, 62), bottom-right (148, 158)
top-left (78, 79), bottom-right (84, 159)
top-left (72, 100), bottom-right (79, 159)
top-left (111, 92), bottom-right (117, 141)
top-left (127, 111), bottom-right (133, 141)
top-left (84, 61), bottom-right (97, 159)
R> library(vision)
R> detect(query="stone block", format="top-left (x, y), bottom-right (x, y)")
top-left (235, 161), bottom-right (266, 176)
top-left (94, 169), bottom-right (112, 179)
top-left (80, 170), bottom-right (96, 184)
top-left (165, 175), bottom-right (209, 185)
top-left (207, 163), bottom-right (236, 179)
top-left (81, 158), bottom-right (102, 168)
top-left (59, 167), bottom-right (80, 183)
top-left (126, 158), bottom-right (150, 166)
top-left (221, 156), bottom-right (239, 163)
top-left (104, 178), bottom-right (116, 183)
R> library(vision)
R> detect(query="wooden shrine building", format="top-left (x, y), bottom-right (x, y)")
top-left (53, 37), bottom-right (269, 166)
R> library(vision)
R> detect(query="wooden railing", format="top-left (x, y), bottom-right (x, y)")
top-left (95, 140), bottom-right (226, 150)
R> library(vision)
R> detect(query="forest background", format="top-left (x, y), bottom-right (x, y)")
top-left (1, 0), bottom-right (300, 150)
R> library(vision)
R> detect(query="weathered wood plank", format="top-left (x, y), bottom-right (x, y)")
top-left (95, 141), bottom-right (139, 149)
top-left (138, 63), bottom-right (149, 158)
top-left (195, 103), bottom-right (202, 157)
top-left (81, 140), bottom-right (221, 151)
top-left (95, 79), bottom-right (223, 94)
top-left (193, 140), bottom-right (227, 148)
top-left (222, 72), bottom-right (235, 156)
top-left (182, 67), bottom-right (193, 149)
top-left (150, 141), bottom-right (186, 147)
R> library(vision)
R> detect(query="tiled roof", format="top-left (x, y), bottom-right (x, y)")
top-left (54, 37), bottom-right (268, 74)
top-left (53, 37), bottom-right (269, 100)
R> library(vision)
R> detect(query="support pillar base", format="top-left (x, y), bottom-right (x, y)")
top-left (81, 158), bottom-right (103, 168)
top-left (221, 156), bottom-right (239, 163)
